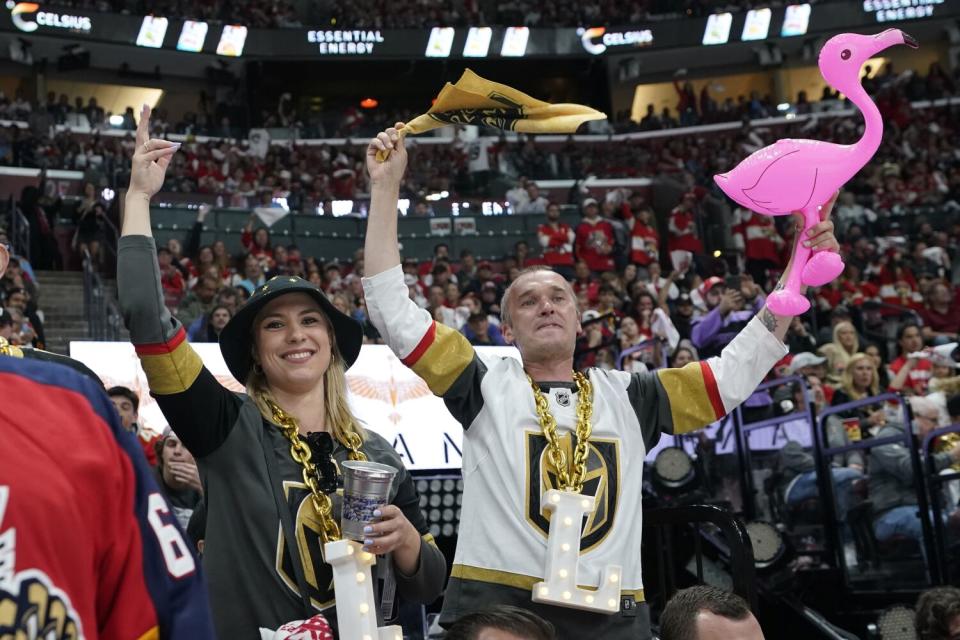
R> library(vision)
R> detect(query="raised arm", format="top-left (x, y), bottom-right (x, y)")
top-left (628, 199), bottom-right (840, 445)
top-left (361, 126), bottom-right (485, 428)
top-left (118, 105), bottom-right (240, 458)
top-left (364, 123), bottom-right (406, 277)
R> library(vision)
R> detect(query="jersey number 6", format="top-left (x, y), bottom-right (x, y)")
top-left (147, 493), bottom-right (197, 578)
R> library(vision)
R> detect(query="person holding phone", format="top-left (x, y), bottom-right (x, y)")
top-left (691, 272), bottom-right (765, 360)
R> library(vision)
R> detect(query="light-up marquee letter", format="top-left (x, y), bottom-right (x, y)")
top-left (324, 540), bottom-right (403, 640)
top-left (531, 489), bottom-right (622, 614)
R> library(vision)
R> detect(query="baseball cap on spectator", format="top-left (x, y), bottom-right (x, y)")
top-left (582, 310), bottom-right (601, 322)
top-left (677, 292), bottom-right (693, 306)
top-left (582, 198), bottom-right (599, 209)
top-left (698, 277), bottom-right (724, 297)
top-left (789, 352), bottom-right (827, 375)
top-left (482, 281), bottom-right (498, 292)
top-left (324, 261), bottom-right (341, 272)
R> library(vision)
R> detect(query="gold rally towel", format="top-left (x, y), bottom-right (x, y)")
top-left (375, 69), bottom-right (606, 161)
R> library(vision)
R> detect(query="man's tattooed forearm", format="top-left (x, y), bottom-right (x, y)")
top-left (760, 308), bottom-right (778, 333)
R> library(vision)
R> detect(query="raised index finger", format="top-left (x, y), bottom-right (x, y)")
top-left (136, 104), bottom-right (151, 148)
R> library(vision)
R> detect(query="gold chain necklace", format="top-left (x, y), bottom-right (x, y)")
top-left (266, 398), bottom-right (367, 544)
top-left (526, 371), bottom-right (594, 493)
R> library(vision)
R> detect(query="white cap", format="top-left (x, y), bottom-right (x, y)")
top-left (789, 352), bottom-right (827, 375)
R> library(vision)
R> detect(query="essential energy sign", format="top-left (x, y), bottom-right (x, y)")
top-left (307, 29), bottom-right (385, 55)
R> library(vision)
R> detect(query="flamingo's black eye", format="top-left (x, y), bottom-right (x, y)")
top-left (841, 49), bottom-right (852, 60)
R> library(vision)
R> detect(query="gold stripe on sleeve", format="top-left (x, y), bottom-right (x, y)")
top-left (656, 363), bottom-right (717, 434)
top-left (139, 342), bottom-right (204, 395)
top-left (410, 323), bottom-right (476, 395)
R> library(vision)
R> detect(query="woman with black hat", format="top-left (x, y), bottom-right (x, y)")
top-left (116, 105), bottom-right (446, 638)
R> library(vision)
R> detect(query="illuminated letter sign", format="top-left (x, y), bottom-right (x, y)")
top-left (531, 489), bottom-right (623, 613)
top-left (324, 540), bottom-right (402, 640)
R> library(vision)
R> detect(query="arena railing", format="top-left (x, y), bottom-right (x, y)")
top-left (81, 246), bottom-right (124, 341)
top-left (644, 504), bottom-right (758, 612)
top-left (815, 393), bottom-right (935, 591)
top-left (732, 375), bottom-right (813, 522)
top-left (7, 199), bottom-right (31, 263)
top-left (616, 339), bottom-right (668, 371)
top-left (921, 423), bottom-right (960, 585)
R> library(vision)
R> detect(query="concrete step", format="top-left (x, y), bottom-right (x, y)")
top-left (45, 323), bottom-right (90, 332)
top-left (34, 277), bottom-right (85, 287)
top-left (43, 310), bottom-right (88, 318)
top-left (45, 328), bottom-right (91, 338)
top-left (37, 284), bottom-right (85, 293)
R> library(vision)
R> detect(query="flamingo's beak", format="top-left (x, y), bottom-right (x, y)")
top-left (874, 28), bottom-right (918, 52)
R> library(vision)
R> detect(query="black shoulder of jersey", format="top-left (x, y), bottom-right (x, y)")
top-left (20, 348), bottom-right (103, 385)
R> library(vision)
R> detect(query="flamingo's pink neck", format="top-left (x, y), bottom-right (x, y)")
top-left (836, 75), bottom-right (882, 162)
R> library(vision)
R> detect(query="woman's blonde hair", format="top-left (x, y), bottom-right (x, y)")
top-left (832, 320), bottom-right (860, 355)
top-left (246, 308), bottom-right (364, 445)
top-left (840, 352), bottom-right (879, 400)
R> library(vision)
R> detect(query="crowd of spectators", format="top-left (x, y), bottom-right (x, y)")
top-left (4, 60), bottom-right (960, 222)
top-left (0, 227), bottom-right (46, 350)
top-left (3, 50), bottom-right (959, 598)
top-left (126, 94), bottom-right (959, 562)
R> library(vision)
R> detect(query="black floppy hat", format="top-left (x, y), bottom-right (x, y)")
top-left (218, 275), bottom-right (363, 384)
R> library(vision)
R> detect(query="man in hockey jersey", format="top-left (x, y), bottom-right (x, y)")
top-left (0, 244), bottom-right (215, 640)
top-left (361, 125), bottom-right (840, 638)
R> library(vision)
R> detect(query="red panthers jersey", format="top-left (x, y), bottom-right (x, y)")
top-left (0, 355), bottom-right (215, 640)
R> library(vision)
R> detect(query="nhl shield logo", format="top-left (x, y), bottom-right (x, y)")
top-left (555, 389), bottom-right (571, 407)
top-left (524, 431), bottom-right (621, 553)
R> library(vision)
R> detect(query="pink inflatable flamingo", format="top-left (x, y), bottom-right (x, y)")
top-left (714, 29), bottom-right (917, 315)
